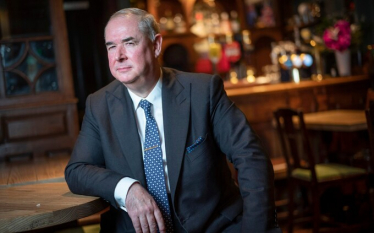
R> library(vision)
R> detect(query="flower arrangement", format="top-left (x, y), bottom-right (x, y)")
top-left (322, 20), bottom-right (351, 52)
top-left (317, 16), bottom-right (364, 51)
top-left (318, 18), bottom-right (364, 76)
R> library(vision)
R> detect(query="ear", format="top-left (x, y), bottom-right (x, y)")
top-left (153, 34), bottom-right (163, 58)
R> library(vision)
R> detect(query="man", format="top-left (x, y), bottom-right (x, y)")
top-left (65, 8), bottom-right (281, 233)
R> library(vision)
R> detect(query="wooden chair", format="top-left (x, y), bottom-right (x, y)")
top-left (366, 101), bottom-right (374, 173)
top-left (366, 88), bottom-right (374, 109)
top-left (273, 108), bottom-right (368, 233)
top-left (365, 101), bottom-right (374, 230)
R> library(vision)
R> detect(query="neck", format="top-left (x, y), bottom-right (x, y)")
top-left (128, 67), bottom-right (161, 98)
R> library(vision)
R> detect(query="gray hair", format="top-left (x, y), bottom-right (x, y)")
top-left (107, 8), bottom-right (160, 41)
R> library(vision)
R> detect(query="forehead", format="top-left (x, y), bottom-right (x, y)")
top-left (105, 15), bottom-right (141, 39)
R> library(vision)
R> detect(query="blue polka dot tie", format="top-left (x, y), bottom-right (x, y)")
top-left (139, 99), bottom-right (174, 232)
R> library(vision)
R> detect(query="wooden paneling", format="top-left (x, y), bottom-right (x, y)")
top-left (4, 112), bottom-right (66, 141)
top-left (0, 102), bottom-right (78, 160)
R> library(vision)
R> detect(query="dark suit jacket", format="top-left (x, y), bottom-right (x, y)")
top-left (65, 68), bottom-right (281, 233)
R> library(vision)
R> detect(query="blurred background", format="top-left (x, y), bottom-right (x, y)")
top-left (0, 1), bottom-right (374, 232)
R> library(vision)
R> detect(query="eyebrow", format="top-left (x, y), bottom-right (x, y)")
top-left (105, 37), bottom-right (136, 47)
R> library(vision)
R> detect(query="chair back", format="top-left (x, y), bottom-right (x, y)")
top-left (273, 108), bottom-right (318, 183)
top-left (366, 88), bottom-right (374, 109)
top-left (365, 101), bottom-right (374, 172)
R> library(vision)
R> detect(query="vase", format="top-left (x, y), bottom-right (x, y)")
top-left (335, 49), bottom-right (351, 76)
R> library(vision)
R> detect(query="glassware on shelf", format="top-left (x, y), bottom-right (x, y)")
top-left (230, 11), bottom-right (240, 34)
top-left (246, 68), bottom-right (255, 83)
top-left (310, 39), bottom-right (324, 81)
top-left (207, 35), bottom-right (222, 74)
top-left (211, 13), bottom-right (220, 34)
top-left (165, 10), bottom-right (175, 32)
top-left (220, 12), bottom-right (231, 34)
top-left (190, 12), bottom-right (207, 37)
top-left (173, 13), bottom-right (187, 33)
top-left (224, 33), bottom-right (241, 64)
top-left (262, 64), bottom-right (280, 83)
top-left (159, 17), bottom-right (168, 33)
top-left (242, 30), bottom-right (254, 52)
top-left (229, 70), bottom-right (238, 84)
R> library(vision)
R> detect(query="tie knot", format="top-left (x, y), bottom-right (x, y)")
top-left (139, 99), bottom-right (152, 114)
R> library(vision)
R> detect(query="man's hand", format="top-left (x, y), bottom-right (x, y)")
top-left (126, 183), bottom-right (166, 233)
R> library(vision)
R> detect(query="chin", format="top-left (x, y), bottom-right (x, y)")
top-left (116, 76), bottom-right (139, 85)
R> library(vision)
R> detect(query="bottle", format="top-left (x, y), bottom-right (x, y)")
top-left (190, 12), bottom-right (207, 37)
top-left (208, 34), bottom-right (222, 74)
top-left (165, 10), bottom-right (175, 32)
top-left (224, 33), bottom-right (241, 64)
top-left (220, 12), bottom-right (232, 34)
top-left (211, 13), bottom-right (221, 34)
top-left (173, 13), bottom-right (186, 33)
top-left (242, 30), bottom-right (254, 72)
top-left (230, 11), bottom-right (240, 34)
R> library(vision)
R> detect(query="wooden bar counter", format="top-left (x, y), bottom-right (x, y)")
top-left (225, 75), bottom-right (370, 158)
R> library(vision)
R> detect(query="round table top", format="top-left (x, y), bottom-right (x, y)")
top-left (302, 109), bottom-right (366, 132)
top-left (0, 182), bottom-right (108, 233)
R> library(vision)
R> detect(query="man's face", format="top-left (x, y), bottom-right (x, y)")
top-left (105, 15), bottom-right (160, 88)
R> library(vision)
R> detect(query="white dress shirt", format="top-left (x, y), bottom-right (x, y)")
top-left (114, 75), bottom-right (170, 211)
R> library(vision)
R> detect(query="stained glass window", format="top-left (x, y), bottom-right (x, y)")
top-left (0, 0), bottom-right (58, 96)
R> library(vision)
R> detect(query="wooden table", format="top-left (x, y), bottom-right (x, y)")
top-left (0, 155), bottom-right (108, 232)
top-left (301, 109), bottom-right (367, 132)
top-left (0, 155), bottom-right (69, 186)
top-left (0, 182), bottom-right (108, 233)
top-left (299, 110), bottom-right (368, 163)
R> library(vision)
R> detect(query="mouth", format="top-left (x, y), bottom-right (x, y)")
top-left (116, 66), bottom-right (131, 72)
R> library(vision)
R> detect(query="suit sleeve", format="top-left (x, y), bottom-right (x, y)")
top-left (65, 95), bottom-right (124, 208)
top-left (209, 76), bottom-right (279, 232)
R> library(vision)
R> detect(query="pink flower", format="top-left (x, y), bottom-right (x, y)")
top-left (323, 20), bottom-right (351, 52)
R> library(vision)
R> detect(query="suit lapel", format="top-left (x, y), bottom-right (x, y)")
top-left (162, 68), bottom-right (190, 199)
top-left (106, 83), bottom-right (146, 186)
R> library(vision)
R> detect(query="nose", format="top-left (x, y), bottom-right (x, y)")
top-left (115, 45), bottom-right (126, 61)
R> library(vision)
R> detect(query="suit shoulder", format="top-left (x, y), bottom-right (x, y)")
top-left (88, 79), bottom-right (122, 100)
top-left (164, 67), bottom-right (220, 86)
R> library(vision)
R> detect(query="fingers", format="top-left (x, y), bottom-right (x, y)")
top-left (132, 202), bottom-right (162, 233)
top-left (126, 183), bottom-right (166, 233)
top-left (129, 203), bottom-right (157, 233)
top-left (145, 211), bottom-right (158, 232)
top-left (133, 213), bottom-right (159, 233)
top-left (139, 215), bottom-right (150, 233)
top-left (131, 216), bottom-right (143, 233)
top-left (153, 207), bottom-right (166, 233)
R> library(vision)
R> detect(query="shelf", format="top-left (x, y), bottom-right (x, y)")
top-left (284, 20), bottom-right (321, 33)
top-left (161, 31), bottom-right (196, 38)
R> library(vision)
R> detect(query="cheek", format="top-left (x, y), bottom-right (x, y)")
top-left (135, 48), bottom-right (152, 64)
top-left (129, 51), bottom-right (144, 66)
top-left (107, 54), bottom-right (116, 67)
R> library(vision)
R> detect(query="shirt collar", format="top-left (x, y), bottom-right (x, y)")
top-left (127, 69), bottom-right (163, 110)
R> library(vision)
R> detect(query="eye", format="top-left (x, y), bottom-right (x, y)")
top-left (125, 41), bottom-right (135, 46)
top-left (107, 46), bottom-right (115, 51)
